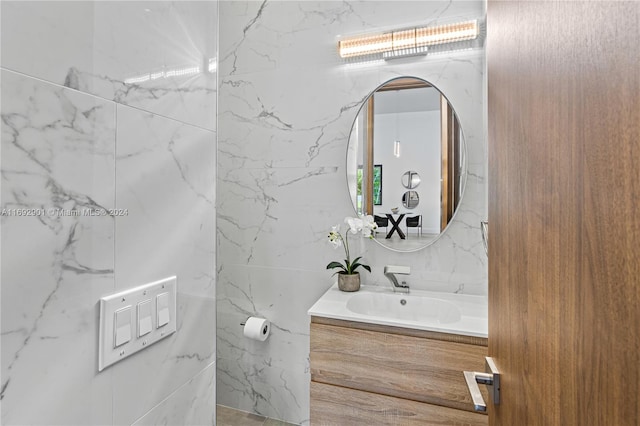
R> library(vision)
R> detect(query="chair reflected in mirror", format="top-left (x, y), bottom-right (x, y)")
top-left (405, 215), bottom-right (422, 237)
top-left (374, 215), bottom-right (389, 235)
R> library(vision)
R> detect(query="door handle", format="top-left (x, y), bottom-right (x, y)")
top-left (463, 356), bottom-right (500, 412)
top-left (480, 221), bottom-right (488, 255)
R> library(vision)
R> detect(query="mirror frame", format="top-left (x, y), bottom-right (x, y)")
top-left (401, 170), bottom-right (421, 189)
top-left (402, 190), bottom-right (420, 209)
top-left (345, 76), bottom-right (468, 252)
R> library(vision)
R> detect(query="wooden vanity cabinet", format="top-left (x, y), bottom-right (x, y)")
top-left (310, 317), bottom-right (488, 425)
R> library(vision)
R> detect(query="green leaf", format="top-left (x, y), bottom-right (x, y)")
top-left (326, 261), bottom-right (346, 271)
top-left (350, 262), bottom-right (362, 271)
top-left (348, 261), bottom-right (371, 274)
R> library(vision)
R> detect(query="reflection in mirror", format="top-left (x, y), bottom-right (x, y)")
top-left (346, 77), bottom-right (466, 251)
top-left (401, 171), bottom-right (421, 189)
top-left (402, 191), bottom-right (420, 209)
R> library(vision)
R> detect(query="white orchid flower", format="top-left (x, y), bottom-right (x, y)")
top-left (345, 216), bottom-right (364, 234)
top-left (328, 225), bottom-right (342, 248)
top-left (361, 215), bottom-right (377, 237)
top-left (326, 217), bottom-right (372, 276)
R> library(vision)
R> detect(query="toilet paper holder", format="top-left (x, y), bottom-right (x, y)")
top-left (241, 317), bottom-right (269, 332)
top-left (239, 317), bottom-right (255, 326)
top-left (241, 316), bottom-right (271, 341)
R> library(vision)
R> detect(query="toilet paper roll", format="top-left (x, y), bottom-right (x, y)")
top-left (243, 317), bottom-right (270, 341)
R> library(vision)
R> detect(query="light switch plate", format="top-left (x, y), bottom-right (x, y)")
top-left (98, 276), bottom-right (177, 371)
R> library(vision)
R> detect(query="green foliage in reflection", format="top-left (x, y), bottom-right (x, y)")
top-left (356, 165), bottom-right (382, 206)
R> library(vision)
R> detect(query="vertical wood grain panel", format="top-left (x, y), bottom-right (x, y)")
top-left (488, 1), bottom-right (640, 425)
top-left (441, 95), bottom-right (451, 231)
top-left (365, 97), bottom-right (374, 215)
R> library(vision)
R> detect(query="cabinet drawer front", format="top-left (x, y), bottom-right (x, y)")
top-left (310, 322), bottom-right (488, 412)
top-left (311, 381), bottom-right (488, 426)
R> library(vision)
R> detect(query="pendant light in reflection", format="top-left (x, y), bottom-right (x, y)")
top-left (393, 90), bottom-right (401, 158)
top-left (394, 140), bottom-right (401, 158)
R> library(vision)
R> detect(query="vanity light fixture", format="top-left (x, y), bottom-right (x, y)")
top-left (338, 20), bottom-right (479, 59)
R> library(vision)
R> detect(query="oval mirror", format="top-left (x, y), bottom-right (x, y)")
top-left (346, 77), bottom-right (466, 251)
top-left (402, 191), bottom-right (420, 209)
top-left (401, 171), bottom-right (421, 189)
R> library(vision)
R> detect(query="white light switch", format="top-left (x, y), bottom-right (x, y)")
top-left (137, 300), bottom-right (152, 337)
top-left (114, 307), bottom-right (132, 348)
top-left (99, 276), bottom-right (177, 371)
top-left (157, 292), bottom-right (170, 328)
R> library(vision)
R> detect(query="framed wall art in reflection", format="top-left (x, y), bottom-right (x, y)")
top-left (357, 164), bottom-right (383, 207)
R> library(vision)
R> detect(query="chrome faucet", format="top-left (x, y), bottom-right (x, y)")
top-left (384, 265), bottom-right (411, 294)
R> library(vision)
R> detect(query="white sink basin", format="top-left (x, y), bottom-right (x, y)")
top-left (346, 292), bottom-right (462, 324)
top-left (308, 284), bottom-right (488, 337)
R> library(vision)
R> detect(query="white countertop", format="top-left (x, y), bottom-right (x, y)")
top-left (308, 284), bottom-right (488, 338)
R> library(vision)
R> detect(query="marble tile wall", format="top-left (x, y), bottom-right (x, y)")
top-left (217, 1), bottom-right (486, 424)
top-left (1, 2), bottom-right (217, 425)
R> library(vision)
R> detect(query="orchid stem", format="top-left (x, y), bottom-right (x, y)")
top-left (342, 231), bottom-right (351, 272)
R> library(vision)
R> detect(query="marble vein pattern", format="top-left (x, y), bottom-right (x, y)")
top-left (218, 166), bottom-right (346, 269)
top-left (218, 1), bottom-right (487, 424)
top-left (1, 69), bottom-right (116, 425)
top-left (112, 105), bottom-right (216, 425)
top-left (1, 1), bottom-right (218, 130)
top-left (132, 362), bottom-right (217, 426)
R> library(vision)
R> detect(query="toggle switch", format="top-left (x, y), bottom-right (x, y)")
top-left (157, 292), bottom-right (170, 328)
top-left (114, 306), bottom-right (132, 348)
top-left (137, 300), bottom-right (152, 337)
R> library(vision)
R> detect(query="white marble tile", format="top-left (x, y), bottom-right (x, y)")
top-left (1, 69), bottom-right (115, 425)
top-left (218, 67), bottom-right (373, 170)
top-left (217, 357), bottom-right (310, 426)
top-left (219, 0), bottom-right (485, 77)
top-left (111, 293), bottom-right (216, 425)
top-left (1, 1), bottom-right (217, 130)
top-left (133, 362), bottom-right (217, 426)
top-left (1, 2), bottom-right (96, 84)
top-left (217, 265), bottom-right (328, 368)
top-left (216, 266), bottom-right (330, 424)
top-left (218, 165), bottom-right (364, 273)
top-left (112, 105), bottom-right (216, 424)
top-left (218, 50), bottom-right (485, 169)
top-left (115, 104), bottom-right (216, 297)
top-left (218, 1), bottom-right (484, 170)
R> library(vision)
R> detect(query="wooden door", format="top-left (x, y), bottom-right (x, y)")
top-left (488, 1), bottom-right (640, 425)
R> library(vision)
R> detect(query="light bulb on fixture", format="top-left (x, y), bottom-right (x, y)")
top-left (338, 19), bottom-right (479, 59)
top-left (394, 140), bottom-right (401, 158)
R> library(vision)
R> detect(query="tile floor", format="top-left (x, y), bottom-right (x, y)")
top-left (216, 405), bottom-right (297, 426)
